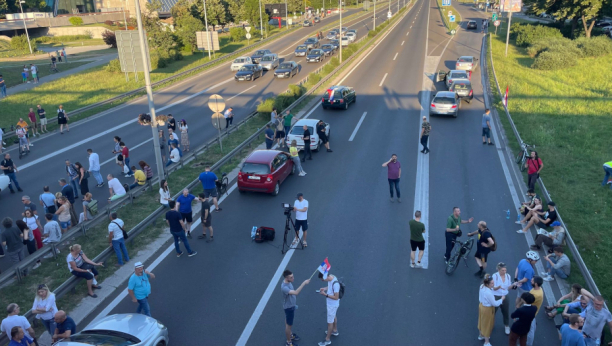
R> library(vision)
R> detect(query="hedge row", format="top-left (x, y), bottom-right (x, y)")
top-left (510, 23), bottom-right (563, 47)
top-left (528, 35), bottom-right (612, 70)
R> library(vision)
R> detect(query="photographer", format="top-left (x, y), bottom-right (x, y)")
top-left (293, 193), bottom-right (309, 247)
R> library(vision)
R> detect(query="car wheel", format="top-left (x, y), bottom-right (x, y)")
top-left (272, 182), bottom-right (280, 196)
top-left (344, 102), bottom-right (348, 110)
top-left (353, 96), bottom-right (357, 103)
top-left (155, 342), bottom-right (166, 346)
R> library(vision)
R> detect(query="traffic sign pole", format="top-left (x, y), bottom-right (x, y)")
top-left (208, 95), bottom-right (226, 152)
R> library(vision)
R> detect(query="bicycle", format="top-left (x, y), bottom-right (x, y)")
top-left (515, 142), bottom-right (535, 172)
top-left (49, 63), bottom-right (59, 73)
top-left (215, 172), bottom-right (229, 196)
top-left (445, 234), bottom-right (475, 275)
top-left (18, 137), bottom-right (30, 159)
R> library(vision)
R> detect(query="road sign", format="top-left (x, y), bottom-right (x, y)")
top-left (500, 0), bottom-right (521, 12)
top-left (494, 20), bottom-right (501, 26)
top-left (442, 0), bottom-right (451, 6)
top-left (449, 15), bottom-right (456, 22)
top-left (211, 112), bottom-right (224, 130)
top-left (196, 31), bottom-right (220, 51)
top-left (246, 33), bottom-right (252, 39)
top-left (451, 29), bottom-right (456, 35)
top-left (208, 94), bottom-right (225, 113)
top-left (387, 11), bottom-right (392, 18)
top-left (448, 10), bottom-right (452, 15)
top-left (492, 13), bottom-right (498, 21)
top-left (245, 26), bottom-right (252, 33)
top-left (116, 31), bottom-right (152, 73)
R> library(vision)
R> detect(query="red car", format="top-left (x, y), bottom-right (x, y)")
top-left (237, 150), bottom-right (295, 196)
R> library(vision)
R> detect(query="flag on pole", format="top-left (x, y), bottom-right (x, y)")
top-left (318, 258), bottom-right (331, 279)
top-left (327, 88), bottom-right (335, 102)
top-left (503, 85), bottom-right (509, 107)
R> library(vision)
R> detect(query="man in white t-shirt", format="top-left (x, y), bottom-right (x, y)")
top-left (317, 272), bottom-right (340, 346)
top-left (166, 143), bottom-right (180, 167)
top-left (108, 212), bottom-right (129, 266)
top-left (293, 193), bottom-right (309, 247)
top-left (107, 174), bottom-right (126, 202)
top-left (0, 303), bottom-right (36, 342)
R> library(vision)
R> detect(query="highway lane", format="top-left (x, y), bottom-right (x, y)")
top-left (0, 6), bottom-right (394, 271)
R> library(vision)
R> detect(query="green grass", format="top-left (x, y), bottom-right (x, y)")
top-left (0, 60), bottom-right (93, 89)
top-left (435, 0), bottom-right (461, 32)
top-left (487, 21), bottom-right (612, 300)
top-left (0, 40), bottom-right (45, 59)
top-left (38, 39), bottom-right (106, 48)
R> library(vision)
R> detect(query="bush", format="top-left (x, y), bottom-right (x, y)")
top-left (329, 57), bottom-right (340, 68)
top-left (322, 63), bottom-right (335, 75)
top-left (513, 24), bottom-right (563, 47)
top-left (102, 30), bottom-right (117, 48)
top-left (305, 72), bottom-right (321, 87)
top-left (531, 50), bottom-right (578, 70)
top-left (104, 59), bottom-right (122, 72)
top-left (257, 98), bottom-right (275, 117)
top-left (69, 17), bottom-right (84, 26)
top-left (526, 37), bottom-right (574, 58)
top-left (229, 27), bottom-right (245, 42)
top-left (287, 84), bottom-right (306, 97)
top-left (150, 52), bottom-right (168, 69)
top-left (33, 35), bottom-right (91, 43)
top-left (104, 20), bottom-right (114, 26)
top-left (574, 36), bottom-right (612, 58)
top-left (10, 35), bottom-right (36, 51)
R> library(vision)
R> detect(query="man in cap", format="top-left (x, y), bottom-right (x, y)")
top-left (127, 262), bottom-right (155, 317)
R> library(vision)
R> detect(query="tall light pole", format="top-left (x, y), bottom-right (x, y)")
top-left (285, 0), bottom-right (288, 30)
top-left (133, 0), bottom-right (165, 184)
top-left (202, 0), bottom-right (212, 59)
top-left (18, 1), bottom-right (33, 55)
top-left (122, 0), bottom-right (128, 30)
top-left (373, 0), bottom-right (376, 28)
top-left (388, 0), bottom-right (391, 21)
top-left (259, 0), bottom-right (264, 38)
top-left (338, 0), bottom-right (342, 63)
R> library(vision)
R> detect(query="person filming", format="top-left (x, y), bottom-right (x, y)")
top-left (293, 193), bottom-right (309, 247)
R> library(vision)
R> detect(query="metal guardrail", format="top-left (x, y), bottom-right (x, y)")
top-left (484, 33), bottom-right (602, 297)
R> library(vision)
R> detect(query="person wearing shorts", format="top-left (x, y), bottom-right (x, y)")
top-left (318, 272), bottom-right (340, 346)
top-left (37, 105), bottom-right (48, 133)
top-left (176, 189), bottom-right (195, 238)
top-left (281, 270), bottom-right (310, 346)
top-left (482, 109), bottom-right (493, 145)
top-left (468, 221), bottom-right (494, 278)
top-left (317, 120), bottom-right (332, 152)
top-left (198, 166), bottom-right (222, 212)
top-left (197, 193), bottom-right (214, 242)
top-left (28, 108), bottom-right (39, 137)
top-left (409, 211), bottom-right (426, 268)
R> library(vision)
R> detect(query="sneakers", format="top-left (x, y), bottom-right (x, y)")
top-left (325, 330), bottom-right (339, 337)
top-left (410, 262), bottom-right (415, 268)
top-left (188, 251), bottom-right (198, 257)
top-left (187, 231), bottom-right (192, 239)
top-left (291, 333), bottom-right (300, 341)
top-left (477, 334), bottom-right (485, 341)
top-left (298, 172), bottom-right (306, 176)
top-left (516, 230), bottom-right (526, 233)
top-left (318, 341), bottom-right (331, 346)
top-left (397, 198), bottom-right (401, 203)
top-left (515, 220), bottom-right (523, 224)
top-left (530, 245), bottom-right (541, 250)
top-left (390, 197), bottom-right (394, 202)
top-left (206, 237), bottom-right (214, 243)
top-left (32, 262), bottom-right (41, 270)
top-left (198, 234), bottom-right (207, 239)
top-left (541, 273), bottom-right (554, 281)
top-left (415, 262), bottom-right (423, 268)
top-left (124, 174), bottom-right (133, 178)
top-left (96, 183), bottom-right (105, 188)
top-left (484, 343), bottom-right (492, 346)
top-left (505, 326), bottom-right (510, 335)
top-left (177, 252), bottom-right (184, 257)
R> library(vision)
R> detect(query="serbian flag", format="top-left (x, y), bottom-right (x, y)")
top-left (327, 88), bottom-right (335, 102)
top-left (503, 85), bottom-right (509, 108)
top-left (318, 258), bottom-right (331, 279)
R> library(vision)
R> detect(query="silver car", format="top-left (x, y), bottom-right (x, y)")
top-left (231, 56), bottom-right (253, 71)
top-left (260, 54), bottom-right (279, 70)
top-left (327, 30), bottom-right (339, 39)
top-left (56, 314), bottom-right (169, 346)
top-left (346, 32), bottom-right (356, 42)
top-left (429, 91), bottom-right (460, 117)
top-left (455, 56), bottom-right (477, 72)
top-left (437, 69), bottom-right (470, 89)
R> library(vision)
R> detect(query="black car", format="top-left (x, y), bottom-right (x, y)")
top-left (294, 45), bottom-right (309, 57)
top-left (306, 49), bottom-right (325, 63)
top-left (320, 44), bottom-right (337, 56)
top-left (234, 64), bottom-right (263, 81)
top-left (449, 80), bottom-right (473, 103)
top-left (329, 39), bottom-right (340, 49)
top-left (251, 49), bottom-right (272, 64)
top-left (274, 61), bottom-right (299, 78)
top-left (321, 85), bottom-right (356, 110)
top-left (467, 20), bottom-right (477, 30)
top-left (304, 37), bottom-right (320, 50)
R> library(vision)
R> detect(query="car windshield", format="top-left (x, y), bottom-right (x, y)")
top-left (262, 56), bottom-right (274, 61)
top-left (433, 96), bottom-right (456, 104)
top-left (469, 21), bottom-right (476, 24)
top-left (322, 45), bottom-right (332, 49)
top-left (458, 57), bottom-right (472, 62)
top-left (305, 39), bottom-right (316, 43)
top-left (451, 82), bottom-right (471, 90)
top-left (310, 50), bottom-right (322, 55)
top-left (342, 37), bottom-right (348, 40)
top-left (296, 45), bottom-right (307, 50)
top-left (279, 63), bottom-right (292, 69)
top-left (451, 72), bottom-right (468, 79)
top-left (239, 66), bottom-right (254, 71)
top-left (241, 163), bottom-right (270, 174)
top-left (69, 331), bottom-right (140, 345)
top-left (329, 31), bottom-right (337, 35)
top-left (255, 50), bottom-right (267, 55)
top-left (290, 126), bottom-right (314, 135)
top-left (234, 58), bottom-right (246, 63)
top-left (331, 40), bottom-right (339, 44)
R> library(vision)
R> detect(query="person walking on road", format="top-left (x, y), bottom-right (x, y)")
top-left (290, 140), bottom-right (306, 176)
top-left (2, 153), bottom-right (23, 193)
top-left (281, 270), bottom-right (310, 346)
top-left (478, 274), bottom-right (504, 346)
top-left (1, 218), bottom-right (26, 266)
top-left (28, 108), bottom-right (39, 137)
top-left (176, 189), bottom-right (196, 238)
top-left (87, 149), bottom-right (104, 187)
top-left (198, 193), bottom-right (214, 242)
top-left (302, 125), bottom-right (312, 161)
top-left (120, 142), bottom-right (134, 178)
top-left (420, 116), bottom-right (431, 153)
top-left (317, 271), bottom-right (341, 346)
top-left (112, 136), bottom-right (122, 171)
top-left (382, 154), bottom-right (401, 202)
top-left (409, 210), bottom-right (426, 268)
top-left (317, 120), bottom-right (332, 152)
top-left (468, 221), bottom-right (494, 278)
top-left (165, 200), bottom-right (197, 258)
top-left (108, 212), bottom-right (129, 267)
top-left (293, 193), bottom-right (309, 247)
top-left (482, 109), bottom-right (493, 145)
top-left (602, 160), bottom-right (612, 190)
top-left (128, 262), bottom-right (155, 317)
top-left (526, 151), bottom-right (543, 191)
top-left (179, 119), bottom-right (189, 152)
top-left (511, 251), bottom-right (539, 305)
top-left (265, 124), bottom-right (275, 149)
top-left (37, 105), bottom-right (47, 133)
top-left (224, 107), bottom-right (234, 128)
top-left (509, 292), bottom-right (537, 346)
top-left (57, 105), bottom-right (69, 134)
top-left (198, 166), bottom-right (222, 212)
top-left (65, 160), bottom-right (80, 199)
top-left (0, 74), bottom-right (6, 98)
top-left (444, 207), bottom-right (474, 263)
top-left (526, 276), bottom-right (544, 346)
top-left (560, 314), bottom-right (586, 346)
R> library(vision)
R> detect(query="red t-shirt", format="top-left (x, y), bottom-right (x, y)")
top-left (527, 158), bottom-right (542, 175)
top-left (121, 146), bottom-right (129, 159)
top-left (28, 112), bottom-right (36, 122)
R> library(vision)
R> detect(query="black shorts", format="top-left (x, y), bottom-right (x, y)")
top-left (475, 251), bottom-right (489, 262)
top-left (319, 134), bottom-right (328, 144)
top-left (482, 127), bottom-right (490, 138)
top-left (410, 240), bottom-right (425, 251)
top-left (201, 214), bottom-right (212, 227)
top-left (535, 221), bottom-right (549, 229)
top-left (295, 219), bottom-right (308, 232)
top-left (204, 188), bottom-right (218, 198)
top-left (275, 130), bottom-right (285, 138)
top-left (284, 307), bottom-right (295, 326)
top-left (181, 212), bottom-right (193, 223)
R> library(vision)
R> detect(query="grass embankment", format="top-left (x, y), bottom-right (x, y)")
top-left (435, 0), bottom-right (461, 33)
top-left (0, 60), bottom-right (94, 89)
top-left (487, 21), bottom-right (612, 298)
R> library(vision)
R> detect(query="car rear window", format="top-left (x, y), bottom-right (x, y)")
top-left (305, 39), bottom-right (316, 43)
top-left (262, 56), bottom-right (274, 61)
top-left (451, 82), bottom-right (471, 90)
top-left (433, 97), bottom-right (456, 104)
top-left (239, 65), bottom-right (254, 71)
top-left (290, 126), bottom-right (314, 135)
top-left (323, 91), bottom-right (343, 99)
top-left (241, 163), bottom-right (270, 174)
top-left (234, 58), bottom-right (245, 63)
top-left (255, 50), bottom-right (266, 55)
top-left (457, 58), bottom-right (471, 62)
top-left (297, 45), bottom-right (307, 50)
top-left (451, 72), bottom-right (468, 79)
top-left (322, 45), bottom-right (332, 49)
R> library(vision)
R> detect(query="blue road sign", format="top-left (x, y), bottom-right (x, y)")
top-left (442, 0), bottom-right (451, 6)
top-left (449, 15), bottom-right (456, 22)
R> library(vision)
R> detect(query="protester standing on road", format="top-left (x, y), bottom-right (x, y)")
top-left (409, 210), bottom-right (426, 268)
top-left (468, 221), bottom-right (494, 278)
top-left (120, 142), bottom-right (134, 177)
top-left (159, 180), bottom-right (171, 207)
top-left (86, 149), bottom-right (104, 187)
top-left (271, 108), bottom-right (278, 124)
top-left (65, 160), bottom-right (80, 199)
top-left (57, 105), bottom-right (69, 134)
top-left (275, 114), bottom-right (286, 148)
top-left (526, 276), bottom-right (544, 346)
top-left (579, 294), bottom-right (612, 346)
top-left (36, 105), bottom-right (47, 133)
top-left (541, 246), bottom-right (570, 281)
top-left (58, 178), bottom-right (75, 205)
top-left (290, 140), bottom-right (306, 176)
top-left (74, 162), bottom-right (89, 196)
top-left (27, 108), bottom-right (38, 137)
top-left (444, 207), bottom-right (474, 263)
top-left (420, 116), bottom-right (431, 153)
top-left (22, 208), bottom-right (43, 249)
top-left (0, 74), bottom-right (6, 98)
top-left (317, 120), bottom-right (332, 152)
top-left (55, 197), bottom-right (72, 233)
top-left (167, 114), bottom-right (176, 132)
top-left (281, 270), bottom-right (310, 346)
top-left (478, 274), bottom-right (504, 346)
top-left (176, 189), bottom-right (196, 238)
top-left (108, 212), bottom-right (129, 267)
top-left (302, 125), bottom-right (312, 161)
top-left (31, 284), bottom-right (58, 335)
top-left (16, 220), bottom-right (38, 267)
top-left (165, 200), bottom-right (197, 258)
top-left (159, 130), bottom-right (166, 163)
top-left (198, 193), bottom-right (213, 242)
top-left (560, 314), bottom-right (586, 346)
top-left (1, 304), bottom-right (36, 345)
top-left (1, 153), bottom-right (23, 193)
top-left (39, 186), bottom-right (57, 216)
top-left (284, 110), bottom-right (294, 130)
top-left (526, 151), bottom-right (543, 191)
top-left (128, 262), bottom-right (155, 317)
top-left (224, 107), bottom-right (234, 128)
top-left (601, 160), bottom-right (612, 190)
top-left (509, 292), bottom-right (537, 346)
top-left (112, 136), bottom-right (122, 171)
top-left (179, 119), bottom-right (190, 152)
top-left (511, 251), bottom-right (539, 305)
top-left (52, 311), bottom-right (76, 343)
top-left (318, 271), bottom-right (340, 346)
top-left (2, 218), bottom-right (26, 266)
top-left (482, 109), bottom-right (493, 145)
top-left (491, 262), bottom-right (512, 334)
top-left (293, 193), bottom-right (309, 247)
top-left (265, 124), bottom-right (274, 149)
top-left (198, 166), bottom-right (222, 212)
top-left (107, 174), bottom-right (127, 202)
top-left (382, 154), bottom-right (401, 203)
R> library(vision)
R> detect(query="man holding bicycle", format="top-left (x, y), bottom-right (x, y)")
top-left (444, 207), bottom-right (474, 263)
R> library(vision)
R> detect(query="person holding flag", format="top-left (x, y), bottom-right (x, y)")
top-left (281, 269), bottom-right (310, 346)
top-left (317, 258), bottom-right (340, 346)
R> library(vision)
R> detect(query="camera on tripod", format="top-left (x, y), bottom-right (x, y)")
top-left (282, 203), bottom-right (293, 216)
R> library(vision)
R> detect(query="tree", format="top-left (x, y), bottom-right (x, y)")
top-left (243, 0), bottom-right (268, 33)
top-left (0, 0), bottom-right (8, 13)
top-left (102, 30), bottom-right (117, 48)
top-left (556, 0), bottom-right (603, 38)
top-left (205, 0), bottom-right (228, 29)
top-left (143, 0), bottom-right (178, 58)
top-left (227, 0), bottom-right (245, 23)
top-left (175, 12), bottom-right (204, 52)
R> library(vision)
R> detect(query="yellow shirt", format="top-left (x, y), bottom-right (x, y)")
top-left (530, 288), bottom-right (544, 315)
top-left (134, 170), bottom-right (146, 185)
top-left (290, 147), bottom-right (298, 157)
top-left (17, 120), bottom-right (28, 131)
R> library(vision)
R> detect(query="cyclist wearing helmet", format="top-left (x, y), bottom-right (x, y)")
top-left (511, 251), bottom-right (540, 305)
top-left (15, 125), bottom-right (29, 153)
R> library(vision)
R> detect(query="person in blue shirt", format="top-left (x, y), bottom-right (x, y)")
top-left (128, 262), bottom-right (156, 317)
top-left (52, 311), bottom-right (76, 343)
top-left (198, 166), bottom-right (222, 212)
top-left (511, 251), bottom-right (539, 306)
top-left (560, 314), bottom-right (586, 346)
top-left (176, 189), bottom-right (196, 238)
top-left (8, 326), bottom-right (33, 346)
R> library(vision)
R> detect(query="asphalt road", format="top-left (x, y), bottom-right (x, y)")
top-left (0, 5), bottom-right (394, 272)
top-left (83, 0), bottom-right (565, 345)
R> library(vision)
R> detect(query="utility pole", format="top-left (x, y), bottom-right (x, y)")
top-left (505, 12), bottom-right (512, 57)
top-left (373, 0), bottom-right (376, 28)
top-left (259, 0), bottom-right (264, 38)
top-left (286, 0), bottom-right (288, 30)
top-left (202, 0), bottom-right (211, 59)
top-left (18, 1), bottom-right (33, 55)
top-left (133, 0), bottom-right (165, 184)
top-left (339, 0), bottom-right (342, 62)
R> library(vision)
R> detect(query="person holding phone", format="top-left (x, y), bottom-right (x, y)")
top-left (128, 262), bottom-right (155, 317)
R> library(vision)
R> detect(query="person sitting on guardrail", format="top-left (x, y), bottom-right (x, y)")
top-left (42, 213), bottom-right (62, 258)
top-left (530, 221), bottom-right (564, 252)
top-left (545, 283), bottom-right (589, 319)
top-left (517, 201), bottom-right (557, 234)
top-left (66, 244), bottom-right (102, 298)
top-left (107, 174), bottom-right (127, 202)
top-left (129, 166), bottom-right (146, 190)
top-left (541, 247), bottom-right (570, 282)
top-left (166, 143), bottom-right (181, 168)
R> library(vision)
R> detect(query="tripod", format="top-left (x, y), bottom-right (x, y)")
top-left (281, 215), bottom-right (305, 254)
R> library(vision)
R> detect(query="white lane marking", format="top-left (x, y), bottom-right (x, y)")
top-left (402, 40), bottom-right (405, 45)
top-left (91, 182), bottom-right (237, 325)
top-left (379, 73), bottom-right (388, 86)
top-left (100, 138), bottom-right (153, 167)
top-left (410, 25), bottom-right (412, 28)
top-left (228, 85), bottom-right (258, 101)
top-left (406, 31), bottom-right (410, 36)
top-left (393, 52), bottom-right (398, 60)
top-left (348, 112), bottom-right (367, 141)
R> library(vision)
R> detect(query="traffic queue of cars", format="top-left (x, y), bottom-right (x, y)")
top-left (430, 51), bottom-right (478, 117)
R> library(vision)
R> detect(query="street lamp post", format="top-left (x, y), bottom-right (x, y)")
top-left (373, 0), bottom-right (376, 29)
top-left (259, 0), bottom-right (264, 38)
top-left (285, 0), bottom-right (288, 30)
top-left (18, 1), bottom-right (33, 55)
top-left (202, 0), bottom-right (212, 59)
top-left (133, 0), bottom-right (165, 184)
top-left (339, 0), bottom-right (342, 63)
top-left (122, 0), bottom-right (129, 30)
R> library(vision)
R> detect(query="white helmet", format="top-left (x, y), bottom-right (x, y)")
top-left (526, 251), bottom-right (540, 261)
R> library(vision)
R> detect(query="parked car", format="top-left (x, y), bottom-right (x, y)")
top-left (346, 32), bottom-right (356, 42)
top-left (303, 20), bottom-right (312, 27)
top-left (467, 20), bottom-right (478, 30)
top-left (437, 69), bottom-right (470, 88)
top-left (231, 56), bottom-right (253, 71)
top-left (595, 20), bottom-right (612, 27)
top-left (314, 17), bottom-right (321, 23)
top-left (294, 45), bottom-right (309, 56)
top-left (234, 64), bottom-right (263, 81)
top-left (55, 314), bottom-right (168, 346)
top-left (329, 39), bottom-right (340, 49)
top-left (285, 119), bottom-right (330, 152)
top-left (0, 173), bottom-right (9, 195)
top-left (320, 43), bottom-right (337, 56)
top-left (348, 28), bottom-right (357, 35)
top-left (274, 61), bottom-right (299, 78)
top-left (304, 37), bottom-right (320, 49)
top-left (341, 36), bottom-right (349, 46)
top-left (455, 56), bottom-right (478, 71)
top-left (327, 30), bottom-right (339, 39)
top-left (251, 49), bottom-right (272, 64)
top-left (237, 150), bottom-right (295, 196)
top-left (260, 54), bottom-right (279, 70)
top-left (602, 26), bottom-right (612, 33)
top-left (321, 85), bottom-right (356, 110)
top-left (449, 80), bottom-right (473, 103)
top-left (429, 91), bottom-right (460, 117)
top-left (306, 49), bottom-right (326, 63)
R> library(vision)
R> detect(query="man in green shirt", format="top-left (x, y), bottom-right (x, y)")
top-left (409, 211), bottom-right (426, 268)
top-left (444, 207), bottom-right (474, 262)
top-left (283, 111), bottom-right (294, 130)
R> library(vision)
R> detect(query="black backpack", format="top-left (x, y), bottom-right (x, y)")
top-left (254, 227), bottom-right (275, 243)
top-left (331, 277), bottom-right (345, 299)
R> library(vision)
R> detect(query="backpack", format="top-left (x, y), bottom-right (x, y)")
top-left (490, 234), bottom-right (497, 251)
top-left (254, 227), bottom-right (275, 243)
top-left (331, 277), bottom-right (345, 299)
top-left (250, 226), bottom-right (258, 240)
top-left (86, 199), bottom-right (98, 216)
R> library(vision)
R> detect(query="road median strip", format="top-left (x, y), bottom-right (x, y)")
top-left (435, 0), bottom-right (461, 33)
